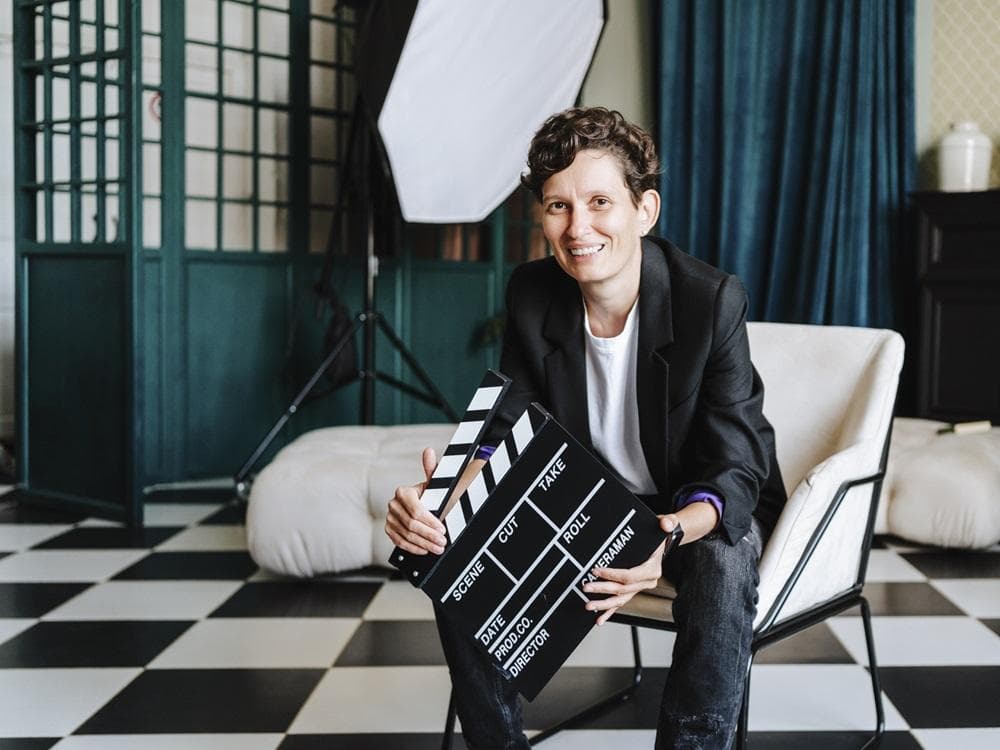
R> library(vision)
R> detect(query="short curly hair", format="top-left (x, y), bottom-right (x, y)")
top-left (521, 107), bottom-right (660, 205)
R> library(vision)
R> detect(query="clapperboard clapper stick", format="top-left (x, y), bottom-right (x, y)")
top-left (390, 371), bottom-right (666, 700)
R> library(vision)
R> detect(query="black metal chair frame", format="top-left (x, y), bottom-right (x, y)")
top-left (442, 422), bottom-right (894, 749)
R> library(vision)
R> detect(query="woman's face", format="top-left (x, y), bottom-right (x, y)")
top-left (540, 149), bottom-right (659, 293)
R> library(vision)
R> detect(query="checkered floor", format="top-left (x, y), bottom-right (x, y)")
top-left (1, 495), bottom-right (999, 749)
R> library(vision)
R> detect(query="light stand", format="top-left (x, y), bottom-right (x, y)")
top-left (234, 94), bottom-right (458, 498)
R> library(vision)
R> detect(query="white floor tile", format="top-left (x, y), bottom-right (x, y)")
top-left (42, 581), bottom-right (243, 621)
top-left (0, 524), bottom-right (74, 552)
top-left (746, 664), bottom-right (908, 731)
top-left (0, 667), bottom-right (140, 737)
top-left (0, 550), bottom-right (149, 582)
top-left (931, 580), bottom-right (1000, 618)
top-left (534, 730), bottom-right (657, 748)
top-left (149, 617), bottom-right (359, 668)
top-left (77, 519), bottom-right (124, 528)
top-left (363, 580), bottom-right (436, 620)
top-left (865, 550), bottom-right (927, 582)
top-left (289, 666), bottom-right (452, 733)
top-left (829, 616), bottom-right (1000, 666)
top-left (155, 525), bottom-right (247, 551)
top-left (0, 618), bottom-right (35, 645)
top-left (52, 735), bottom-right (284, 750)
top-left (142, 504), bottom-right (225, 527)
top-left (912, 728), bottom-right (1000, 750)
top-left (563, 622), bottom-right (675, 667)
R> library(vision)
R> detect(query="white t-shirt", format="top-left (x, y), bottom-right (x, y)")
top-left (583, 300), bottom-right (658, 496)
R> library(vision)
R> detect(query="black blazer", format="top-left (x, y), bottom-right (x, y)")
top-left (484, 236), bottom-right (786, 545)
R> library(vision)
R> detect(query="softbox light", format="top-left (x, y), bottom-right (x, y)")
top-left (355, 0), bottom-right (606, 223)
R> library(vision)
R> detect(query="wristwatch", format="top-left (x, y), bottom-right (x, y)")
top-left (662, 523), bottom-right (684, 559)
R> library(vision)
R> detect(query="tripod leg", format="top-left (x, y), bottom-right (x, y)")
top-left (373, 314), bottom-right (460, 422)
top-left (234, 315), bottom-right (364, 493)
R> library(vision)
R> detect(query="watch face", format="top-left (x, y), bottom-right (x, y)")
top-left (663, 524), bottom-right (684, 558)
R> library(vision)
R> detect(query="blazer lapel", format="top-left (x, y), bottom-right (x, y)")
top-left (636, 238), bottom-right (674, 492)
top-left (542, 277), bottom-right (592, 449)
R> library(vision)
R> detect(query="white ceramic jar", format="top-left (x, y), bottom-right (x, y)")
top-left (938, 122), bottom-right (993, 192)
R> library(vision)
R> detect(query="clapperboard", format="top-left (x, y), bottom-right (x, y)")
top-left (389, 371), bottom-right (665, 700)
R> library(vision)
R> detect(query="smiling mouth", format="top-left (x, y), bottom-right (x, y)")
top-left (569, 244), bottom-right (604, 257)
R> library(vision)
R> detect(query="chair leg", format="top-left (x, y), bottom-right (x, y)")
top-left (441, 689), bottom-right (457, 750)
top-left (859, 596), bottom-right (885, 749)
top-left (734, 653), bottom-right (754, 749)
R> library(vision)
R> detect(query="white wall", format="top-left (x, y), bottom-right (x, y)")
top-left (0, 3), bottom-right (15, 440)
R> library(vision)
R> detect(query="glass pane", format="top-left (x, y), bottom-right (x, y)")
top-left (52, 191), bottom-right (71, 242)
top-left (222, 154), bottom-right (253, 199)
top-left (105, 193), bottom-right (120, 242)
top-left (222, 49), bottom-right (254, 99)
top-left (310, 164), bottom-right (336, 205)
top-left (222, 1), bottom-right (254, 49)
top-left (104, 0), bottom-right (119, 27)
top-left (144, 196), bottom-right (161, 247)
top-left (185, 0), bottom-right (217, 44)
top-left (105, 138), bottom-right (120, 182)
top-left (186, 42), bottom-right (218, 95)
top-left (310, 0), bottom-right (336, 19)
top-left (105, 59), bottom-right (120, 82)
top-left (310, 208), bottom-right (333, 254)
top-left (80, 22), bottom-right (97, 55)
top-left (257, 9), bottom-right (289, 56)
top-left (185, 97), bottom-right (217, 148)
top-left (81, 0), bottom-right (97, 23)
top-left (258, 158), bottom-right (287, 202)
top-left (82, 192), bottom-right (98, 242)
top-left (258, 108), bottom-right (288, 155)
top-left (52, 76), bottom-right (69, 121)
top-left (144, 91), bottom-right (162, 142)
top-left (142, 34), bottom-right (161, 86)
top-left (105, 26), bottom-right (119, 52)
top-left (185, 199), bottom-right (216, 249)
top-left (52, 134), bottom-right (70, 183)
top-left (310, 65), bottom-right (336, 110)
top-left (51, 17), bottom-right (70, 56)
top-left (104, 82), bottom-right (120, 116)
top-left (257, 57), bottom-right (288, 104)
top-left (35, 135), bottom-right (45, 185)
top-left (310, 115), bottom-right (336, 160)
top-left (81, 81), bottom-right (97, 119)
top-left (143, 143), bottom-right (160, 195)
top-left (258, 205), bottom-right (287, 252)
top-left (36, 191), bottom-right (46, 242)
top-left (82, 135), bottom-right (97, 183)
top-left (223, 103), bottom-right (253, 151)
top-left (142, 0), bottom-right (161, 34)
top-left (185, 150), bottom-right (217, 198)
top-left (310, 19), bottom-right (337, 63)
top-left (222, 202), bottom-right (252, 250)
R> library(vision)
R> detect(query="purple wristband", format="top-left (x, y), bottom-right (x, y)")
top-left (475, 444), bottom-right (496, 462)
top-left (675, 490), bottom-right (724, 529)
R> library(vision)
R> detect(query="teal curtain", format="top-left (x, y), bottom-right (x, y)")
top-left (657, 0), bottom-right (915, 327)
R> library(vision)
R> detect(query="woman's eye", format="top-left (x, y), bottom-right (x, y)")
top-left (593, 198), bottom-right (610, 207)
top-left (547, 202), bottom-right (566, 212)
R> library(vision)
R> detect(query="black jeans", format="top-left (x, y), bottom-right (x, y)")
top-left (435, 520), bottom-right (764, 750)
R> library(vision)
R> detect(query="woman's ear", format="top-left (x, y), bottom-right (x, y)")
top-left (639, 189), bottom-right (661, 235)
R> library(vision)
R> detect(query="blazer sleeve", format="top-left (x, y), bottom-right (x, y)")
top-left (673, 274), bottom-right (771, 545)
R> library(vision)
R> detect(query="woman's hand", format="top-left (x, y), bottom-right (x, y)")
top-left (384, 447), bottom-right (448, 555)
top-left (582, 515), bottom-right (680, 625)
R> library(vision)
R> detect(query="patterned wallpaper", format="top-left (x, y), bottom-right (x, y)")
top-left (924, 0), bottom-right (1000, 188)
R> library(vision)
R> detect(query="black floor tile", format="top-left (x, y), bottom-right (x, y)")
top-left (0, 497), bottom-right (85, 524)
top-left (210, 581), bottom-right (381, 617)
top-left (900, 550), bottom-right (1000, 578)
top-left (880, 666), bottom-right (1000, 727)
top-left (754, 623), bottom-right (853, 664)
top-left (841, 582), bottom-right (965, 616)
top-left (113, 551), bottom-right (259, 580)
top-left (200, 502), bottom-right (247, 525)
top-left (32, 526), bottom-right (184, 550)
top-left (983, 619), bottom-right (1000, 637)
top-left (745, 731), bottom-right (920, 749)
top-left (0, 740), bottom-right (61, 750)
top-left (280, 736), bottom-right (468, 750)
top-left (76, 668), bottom-right (325, 733)
top-left (0, 583), bottom-right (91, 617)
top-left (0, 620), bottom-right (193, 667)
top-left (335, 620), bottom-right (446, 666)
top-left (145, 488), bottom-right (236, 504)
top-left (526, 666), bottom-right (668, 730)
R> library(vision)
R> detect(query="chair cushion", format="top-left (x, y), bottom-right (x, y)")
top-left (885, 418), bottom-right (1000, 549)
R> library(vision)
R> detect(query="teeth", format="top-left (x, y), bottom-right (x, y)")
top-left (570, 244), bottom-right (603, 257)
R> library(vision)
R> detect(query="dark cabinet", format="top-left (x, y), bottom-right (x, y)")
top-left (911, 191), bottom-right (1000, 423)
